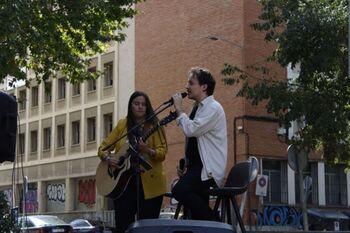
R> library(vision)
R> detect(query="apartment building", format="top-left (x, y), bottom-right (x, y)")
top-left (0, 22), bottom-right (135, 222)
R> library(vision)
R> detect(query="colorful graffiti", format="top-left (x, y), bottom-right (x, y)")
top-left (78, 179), bottom-right (95, 208)
top-left (254, 206), bottom-right (303, 226)
top-left (25, 189), bottom-right (38, 213)
top-left (47, 183), bottom-right (65, 202)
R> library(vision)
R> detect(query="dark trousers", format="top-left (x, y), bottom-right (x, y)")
top-left (113, 175), bottom-right (163, 233)
top-left (172, 166), bottom-right (216, 220)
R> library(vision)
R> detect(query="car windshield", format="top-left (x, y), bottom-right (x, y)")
top-left (71, 220), bottom-right (91, 227)
top-left (29, 216), bottom-right (68, 226)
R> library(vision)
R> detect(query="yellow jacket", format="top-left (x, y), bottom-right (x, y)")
top-left (98, 118), bottom-right (167, 199)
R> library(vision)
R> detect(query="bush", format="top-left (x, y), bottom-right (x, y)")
top-left (0, 192), bottom-right (15, 233)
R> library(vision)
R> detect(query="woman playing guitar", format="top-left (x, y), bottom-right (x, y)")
top-left (97, 91), bottom-right (168, 233)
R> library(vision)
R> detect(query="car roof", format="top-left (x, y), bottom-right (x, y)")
top-left (19, 215), bottom-right (68, 226)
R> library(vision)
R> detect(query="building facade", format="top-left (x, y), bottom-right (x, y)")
top-left (134, 0), bottom-right (350, 229)
top-left (0, 21), bottom-right (135, 224)
top-left (0, 0), bottom-right (349, 229)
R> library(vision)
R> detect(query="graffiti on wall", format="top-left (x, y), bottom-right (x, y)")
top-left (78, 179), bottom-right (95, 208)
top-left (47, 183), bottom-right (65, 202)
top-left (25, 189), bottom-right (38, 213)
top-left (254, 206), bottom-right (303, 226)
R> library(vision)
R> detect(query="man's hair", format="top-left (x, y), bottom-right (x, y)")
top-left (189, 67), bottom-right (216, 96)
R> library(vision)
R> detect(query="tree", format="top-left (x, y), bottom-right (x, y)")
top-left (0, 192), bottom-right (15, 233)
top-left (0, 0), bottom-right (140, 86)
top-left (223, 0), bottom-right (350, 164)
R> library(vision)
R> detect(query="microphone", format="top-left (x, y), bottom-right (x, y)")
top-left (163, 92), bottom-right (187, 105)
top-left (179, 158), bottom-right (185, 171)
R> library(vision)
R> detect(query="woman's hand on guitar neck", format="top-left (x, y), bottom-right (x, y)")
top-left (137, 138), bottom-right (156, 157)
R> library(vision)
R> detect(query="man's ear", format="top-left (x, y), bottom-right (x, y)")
top-left (201, 84), bottom-right (208, 93)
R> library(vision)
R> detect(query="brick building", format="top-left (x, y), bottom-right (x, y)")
top-left (135, 0), bottom-right (350, 228)
top-left (0, 0), bottom-right (349, 229)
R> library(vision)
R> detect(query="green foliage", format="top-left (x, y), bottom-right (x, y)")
top-left (0, 192), bottom-right (15, 233)
top-left (223, 0), bottom-right (350, 164)
top-left (0, 0), bottom-right (140, 86)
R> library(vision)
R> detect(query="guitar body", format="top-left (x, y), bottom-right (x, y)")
top-left (96, 143), bottom-right (134, 199)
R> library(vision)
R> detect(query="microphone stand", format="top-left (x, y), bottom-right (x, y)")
top-left (101, 101), bottom-right (173, 153)
top-left (101, 101), bottom-right (173, 220)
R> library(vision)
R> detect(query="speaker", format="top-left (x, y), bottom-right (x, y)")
top-left (126, 219), bottom-right (235, 233)
top-left (0, 91), bottom-right (17, 163)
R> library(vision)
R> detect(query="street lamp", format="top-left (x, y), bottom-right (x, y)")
top-left (207, 35), bottom-right (273, 66)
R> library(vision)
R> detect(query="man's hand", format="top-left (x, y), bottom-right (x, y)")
top-left (172, 92), bottom-right (184, 115)
top-left (176, 165), bottom-right (187, 177)
top-left (176, 158), bottom-right (187, 177)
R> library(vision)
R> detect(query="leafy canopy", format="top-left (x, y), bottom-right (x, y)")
top-left (223, 0), bottom-right (350, 164)
top-left (0, 0), bottom-right (140, 86)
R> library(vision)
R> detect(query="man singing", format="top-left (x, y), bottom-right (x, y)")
top-left (171, 67), bottom-right (227, 221)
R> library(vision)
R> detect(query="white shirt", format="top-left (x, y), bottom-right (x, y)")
top-left (176, 95), bottom-right (227, 187)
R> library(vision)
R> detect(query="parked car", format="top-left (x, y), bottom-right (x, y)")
top-left (70, 219), bottom-right (115, 233)
top-left (15, 215), bottom-right (73, 233)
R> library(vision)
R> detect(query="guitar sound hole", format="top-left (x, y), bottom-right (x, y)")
top-left (117, 156), bottom-right (125, 166)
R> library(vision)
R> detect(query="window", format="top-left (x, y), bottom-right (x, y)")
top-left (295, 163), bottom-right (318, 205)
top-left (87, 117), bottom-right (96, 142)
top-left (263, 160), bottom-right (288, 204)
top-left (87, 67), bottom-right (97, 92)
top-left (325, 164), bottom-right (347, 206)
top-left (103, 113), bottom-right (113, 137)
top-left (87, 79), bottom-right (96, 92)
top-left (57, 124), bottom-right (65, 148)
top-left (44, 81), bottom-right (52, 103)
top-left (72, 83), bottom-right (80, 96)
top-left (19, 90), bottom-right (26, 110)
top-left (57, 78), bottom-right (66, 99)
top-left (18, 133), bottom-right (25, 155)
top-left (72, 121), bottom-right (80, 145)
top-left (31, 86), bottom-right (38, 107)
top-left (103, 62), bottom-right (113, 87)
top-left (43, 127), bottom-right (51, 150)
top-left (30, 130), bottom-right (38, 153)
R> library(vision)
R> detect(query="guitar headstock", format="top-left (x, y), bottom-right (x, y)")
top-left (159, 111), bottom-right (177, 126)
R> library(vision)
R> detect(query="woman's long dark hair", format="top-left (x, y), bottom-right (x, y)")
top-left (126, 91), bottom-right (158, 131)
top-left (126, 91), bottom-right (167, 145)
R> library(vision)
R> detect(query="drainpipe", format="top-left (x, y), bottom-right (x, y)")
top-left (233, 115), bottom-right (282, 164)
top-left (233, 115), bottom-right (285, 230)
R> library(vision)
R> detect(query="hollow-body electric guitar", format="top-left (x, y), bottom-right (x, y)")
top-left (96, 112), bottom-right (176, 199)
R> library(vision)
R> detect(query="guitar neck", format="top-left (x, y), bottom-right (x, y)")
top-left (142, 122), bottom-right (160, 142)
top-left (140, 112), bottom-right (176, 142)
